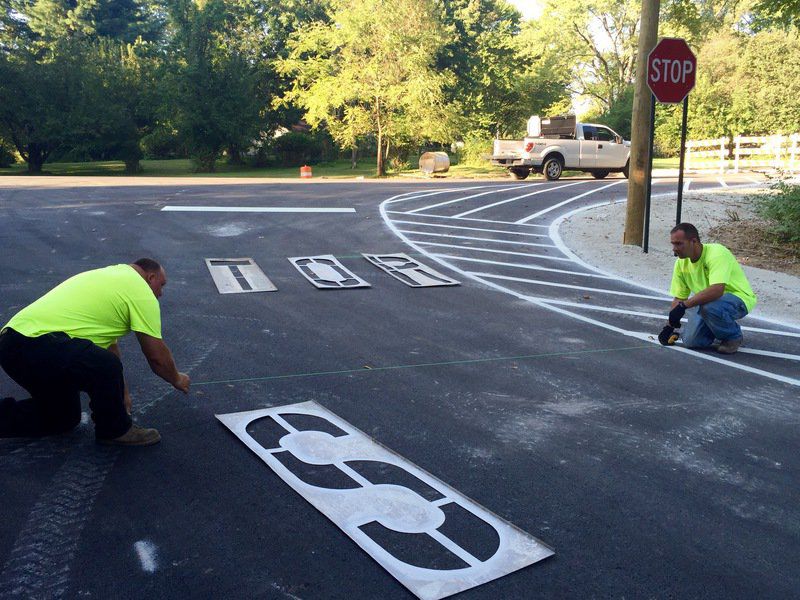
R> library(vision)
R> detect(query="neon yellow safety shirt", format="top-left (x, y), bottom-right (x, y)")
top-left (669, 243), bottom-right (757, 312)
top-left (4, 264), bottom-right (162, 349)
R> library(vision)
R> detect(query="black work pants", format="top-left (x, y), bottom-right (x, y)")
top-left (0, 328), bottom-right (131, 440)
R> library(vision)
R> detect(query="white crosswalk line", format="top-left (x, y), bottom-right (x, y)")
top-left (389, 220), bottom-right (547, 237)
top-left (453, 181), bottom-right (586, 218)
top-left (515, 180), bottom-right (625, 224)
top-left (398, 230), bottom-right (556, 248)
top-left (386, 210), bottom-right (548, 228)
top-left (467, 271), bottom-right (667, 300)
top-left (405, 184), bottom-right (532, 214)
top-left (432, 254), bottom-right (612, 278)
top-left (415, 241), bottom-right (573, 261)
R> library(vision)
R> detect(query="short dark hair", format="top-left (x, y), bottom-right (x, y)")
top-left (670, 223), bottom-right (700, 241)
top-left (133, 258), bottom-right (162, 273)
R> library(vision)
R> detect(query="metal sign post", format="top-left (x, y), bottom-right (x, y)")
top-left (676, 96), bottom-right (689, 225)
top-left (645, 37), bottom-right (697, 253)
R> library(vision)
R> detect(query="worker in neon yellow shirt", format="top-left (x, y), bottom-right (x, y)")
top-left (0, 258), bottom-right (190, 445)
top-left (658, 223), bottom-right (756, 354)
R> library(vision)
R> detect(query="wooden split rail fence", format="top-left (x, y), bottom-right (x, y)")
top-left (685, 133), bottom-right (800, 173)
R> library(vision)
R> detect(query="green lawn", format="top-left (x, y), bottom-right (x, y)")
top-left (0, 158), bottom-right (384, 178)
top-left (0, 156), bottom-right (693, 179)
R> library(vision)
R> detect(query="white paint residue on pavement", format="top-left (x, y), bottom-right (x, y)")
top-left (134, 540), bottom-right (158, 573)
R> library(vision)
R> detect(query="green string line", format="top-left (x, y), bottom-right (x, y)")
top-left (192, 344), bottom-right (656, 387)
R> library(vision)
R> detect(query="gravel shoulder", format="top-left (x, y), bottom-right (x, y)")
top-left (559, 186), bottom-right (800, 326)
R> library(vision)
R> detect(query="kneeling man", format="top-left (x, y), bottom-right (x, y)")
top-left (0, 259), bottom-right (190, 445)
top-left (660, 223), bottom-right (756, 354)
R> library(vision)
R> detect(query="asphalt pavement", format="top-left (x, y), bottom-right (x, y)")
top-left (1, 174), bottom-right (798, 599)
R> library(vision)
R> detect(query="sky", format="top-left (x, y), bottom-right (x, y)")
top-left (507, 0), bottom-right (544, 20)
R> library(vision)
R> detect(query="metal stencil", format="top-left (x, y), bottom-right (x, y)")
top-left (205, 258), bottom-right (277, 294)
top-left (363, 253), bottom-right (460, 287)
top-left (217, 402), bottom-right (553, 600)
top-left (288, 255), bottom-right (371, 289)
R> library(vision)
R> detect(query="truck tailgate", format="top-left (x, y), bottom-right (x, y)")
top-left (493, 139), bottom-right (524, 156)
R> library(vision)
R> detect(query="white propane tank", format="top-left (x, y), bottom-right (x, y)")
top-left (419, 152), bottom-right (450, 175)
top-left (527, 116), bottom-right (541, 137)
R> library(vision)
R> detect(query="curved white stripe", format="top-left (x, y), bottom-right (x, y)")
top-left (380, 188), bottom-right (800, 388)
top-left (453, 181), bottom-right (586, 218)
top-left (549, 194), bottom-right (800, 332)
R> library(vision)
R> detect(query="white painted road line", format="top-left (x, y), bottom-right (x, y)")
top-left (416, 241), bottom-right (573, 261)
top-left (405, 184), bottom-right (531, 214)
top-left (452, 181), bottom-right (586, 218)
top-left (537, 299), bottom-right (800, 337)
top-left (390, 220), bottom-right (548, 237)
top-left (134, 540), bottom-right (158, 573)
top-left (386, 210), bottom-right (548, 228)
top-left (161, 206), bottom-right (356, 213)
top-left (385, 186), bottom-right (486, 205)
top-left (381, 198), bottom-right (800, 388)
top-left (433, 254), bottom-right (613, 278)
top-left (467, 271), bottom-right (668, 300)
top-left (398, 230), bottom-right (557, 248)
top-left (683, 179), bottom-right (692, 193)
top-left (717, 178), bottom-right (729, 188)
top-left (737, 347), bottom-right (800, 361)
top-left (515, 180), bottom-right (625, 224)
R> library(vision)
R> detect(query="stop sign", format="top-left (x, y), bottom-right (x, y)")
top-left (647, 38), bottom-right (696, 104)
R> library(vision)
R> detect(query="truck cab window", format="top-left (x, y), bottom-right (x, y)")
top-left (581, 125), bottom-right (596, 141)
top-left (595, 127), bottom-right (617, 142)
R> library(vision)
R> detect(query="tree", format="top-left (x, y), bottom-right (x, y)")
top-left (279, 0), bottom-right (455, 176)
top-left (165, 0), bottom-right (262, 171)
top-left (654, 28), bottom-right (800, 152)
top-left (436, 0), bottom-right (523, 135)
top-left (523, 0), bottom-right (640, 114)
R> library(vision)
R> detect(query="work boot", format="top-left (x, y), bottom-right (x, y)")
top-left (97, 424), bottom-right (161, 446)
top-left (717, 337), bottom-right (743, 354)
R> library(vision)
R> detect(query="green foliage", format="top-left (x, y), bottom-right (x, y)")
top-left (272, 132), bottom-right (324, 167)
top-left (165, 0), bottom-right (263, 172)
top-left (524, 0), bottom-right (639, 114)
top-left (436, 0), bottom-right (530, 135)
top-left (756, 181), bottom-right (800, 242)
top-left (583, 85), bottom-right (634, 138)
top-left (0, 137), bottom-right (15, 167)
top-left (279, 0), bottom-right (456, 176)
top-left (752, 0), bottom-right (800, 30)
top-left (455, 135), bottom-right (495, 166)
top-left (655, 29), bottom-right (800, 153)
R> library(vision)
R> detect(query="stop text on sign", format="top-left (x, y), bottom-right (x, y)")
top-left (647, 37), bottom-right (697, 104)
top-left (649, 59), bottom-right (694, 84)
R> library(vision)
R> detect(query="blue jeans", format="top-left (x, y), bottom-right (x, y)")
top-left (681, 293), bottom-right (748, 348)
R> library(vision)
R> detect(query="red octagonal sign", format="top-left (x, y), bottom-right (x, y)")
top-left (648, 38), bottom-right (696, 104)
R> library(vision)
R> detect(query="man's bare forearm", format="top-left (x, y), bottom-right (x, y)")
top-left (145, 345), bottom-right (181, 386)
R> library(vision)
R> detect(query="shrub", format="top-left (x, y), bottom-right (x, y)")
top-left (272, 132), bottom-right (323, 167)
top-left (0, 141), bottom-right (16, 168)
top-left (756, 181), bottom-right (800, 243)
top-left (456, 135), bottom-right (494, 166)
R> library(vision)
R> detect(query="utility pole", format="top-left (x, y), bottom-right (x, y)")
top-left (624, 0), bottom-right (661, 246)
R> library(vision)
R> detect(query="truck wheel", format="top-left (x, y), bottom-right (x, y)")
top-left (509, 167), bottom-right (530, 180)
top-left (622, 160), bottom-right (630, 179)
top-left (543, 156), bottom-right (563, 181)
top-left (591, 170), bottom-right (610, 179)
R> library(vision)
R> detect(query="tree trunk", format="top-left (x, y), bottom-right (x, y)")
top-left (26, 145), bottom-right (45, 173)
top-left (124, 159), bottom-right (142, 174)
top-left (351, 146), bottom-right (358, 169)
top-left (376, 98), bottom-right (385, 177)
top-left (226, 144), bottom-right (244, 165)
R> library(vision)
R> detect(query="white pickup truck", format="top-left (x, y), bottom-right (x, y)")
top-left (490, 115), bottom-right (630, 180)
